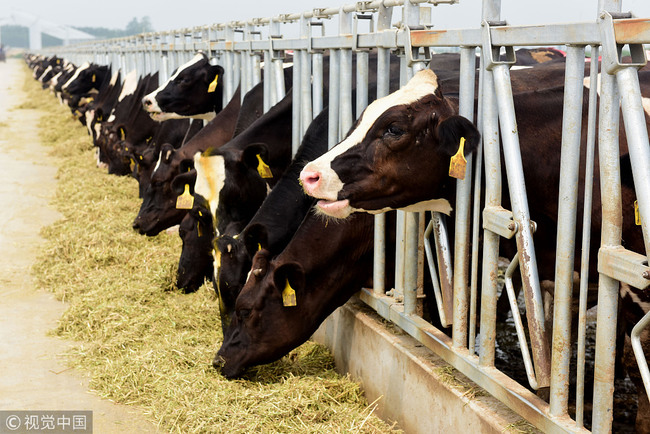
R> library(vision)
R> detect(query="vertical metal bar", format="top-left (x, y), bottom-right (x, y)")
top-left (312, 52), bottom-right (323, 116)
top-left (478, 0), bottom-right (502, 368)
top-left (576, 44), bottom-right (599, 428)
top-left (469, 55), bottom-right (485, 356)
top-left (339, 9), bottom-right (353, 138)
top-left (300, 15), bottom-right (312, 148)
top-left (452, 46), bottom-right (477, 348)
top-left (328, 48), bottom-right (340, 149)
top-left (478, 66), bottom-right (501, 369)
top-left (404, 212), bottom-right (420, 315)
top-left (549, 44), bottom-right (586, 417)
top-left (591, 62), bottom-right (621, 434)
top-left (263, 49), bottom-right (272, 113)
top-left (356, 51), bottom-right (369, 116)
top-left (292, 26), bottom-right (303, 154)
top-left (492, 63), bottom-right (551, 388)
top-left (373, 3), bottom-right (392, 296)
top-left (401, 0), bottom-right (422, 317)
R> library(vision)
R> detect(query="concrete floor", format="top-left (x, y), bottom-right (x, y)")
top-left (0, 57), bottom-right (160, 434)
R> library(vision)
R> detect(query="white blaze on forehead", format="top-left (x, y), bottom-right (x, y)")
top-left (109, 71), bottom-right (120, 87)
top-left (62, 62), bottom-right (90, 90)
top-left (302, 69), bottom-right (439, 202)
top-left (118, 70), bottom-right (138, 102)
top-left (38, 66), bottom-right (53, 82)
top-left (152, 150), bottom-right (164, 175)
top-left (194, 152), bottom-right (226, 233)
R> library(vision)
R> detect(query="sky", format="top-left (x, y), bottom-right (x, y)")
top-left (1, 0), bottom-right (650, 35)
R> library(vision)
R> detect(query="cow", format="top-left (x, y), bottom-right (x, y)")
top-left (61, 62), bottom-right (111, 108)
top-left (142, 52), bottom-right (224, 121)
top-left (99, 73), bottom-right (162, 175)
top-left (210, 108), bottom-right (329, 329)
top-left (214, 211), bottom-right (388, 379)
top-left (193, 90), bottom-right (295, 238)
top-left (300, 69), bottom-right (480, 220)
top-left (176, 194), bottom-right (215, 293)
top-left (132, 84), bottom-right (245, 236)
top-left (299, 67), bottom-right (650, 427)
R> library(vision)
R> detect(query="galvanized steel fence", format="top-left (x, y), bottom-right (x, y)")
top-left (41, 0), bottom-right (650, 432)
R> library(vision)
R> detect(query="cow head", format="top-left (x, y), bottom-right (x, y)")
top-left (215, 249), bottom-right (309, 378)
top-left (132, 145), bottom-right (190, 235)
top-left (176, 196), bottom-right (214, 293)
top-left (300, 69), bottom-right (480, 219)
top-left (193, 143), bottom-right (270, 237)
top-left (214, 223), bottom-right (269, 332)
top-left (62, 62), bottom-right (108, 96)
top-left (142, 52), bottom-right (224, 121)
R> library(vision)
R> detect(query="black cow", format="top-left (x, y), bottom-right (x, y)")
top-left (214, 210), bottom-right (395, 378)
top-left (209, 108), bottom-right (329, 328)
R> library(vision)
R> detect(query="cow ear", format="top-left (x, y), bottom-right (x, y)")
top-left (171, 169), bottom-right (197, 195)
top-left (179, 158), bottom-right (194, 173)
top-left (242, 223), bottom-right (269, 257)
top-left (161, 143), bottom-right (176, 165)
top-left (272, 262), bottom-right (306, 305)
top-left (242, 143), bottom-right (269, 169)
top-left (435, 115), bottom-right (481, 157)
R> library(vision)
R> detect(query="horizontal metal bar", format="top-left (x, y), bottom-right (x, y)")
top-left (597, 245), bottom-right (650, 289)
top-left (358, 289), bottom-right (589, 434)
top-left (482, 206), bottom-right (516, 239)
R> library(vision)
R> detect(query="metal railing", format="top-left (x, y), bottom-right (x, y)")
top-left (39, 0), bottom-right (650, 432)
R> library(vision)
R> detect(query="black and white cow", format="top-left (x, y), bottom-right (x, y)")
top-left (142, 52), bottom-right (224, 121)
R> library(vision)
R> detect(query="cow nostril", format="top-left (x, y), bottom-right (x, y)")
top-left (142, 98), bottom-right (152, 107)
top-left (300, 170), bottom-right (321, 189)
top-left (212, 354), bottom-right (226, 369)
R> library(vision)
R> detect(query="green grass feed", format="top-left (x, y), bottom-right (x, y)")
top-left (25, 67), bottom-right (401, 433)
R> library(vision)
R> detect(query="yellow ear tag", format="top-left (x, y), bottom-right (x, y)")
top-left (198, 210), bottom-right (203, 217)
top-left (449, 137), bottom-right (467, 180)
top-left (282, 279), bottom-right (297, 307)
top-left (635, 200), bottom-right (641, 226)
top-left (129, 158), bottom-right (135, 172)
top-left (176, 184), bottom-right (194, 210)
top-left (197, 221), bottom-right (203, 237)
top-left (207, 74), bottom-right (219, 93)
top-left (257, 243), bottom-right (262, 252)
top-left (138, 155), bottom-right (143, 161)
top-left (92, 74), bottom-right (96, 83)
top-left (120, 128), bottom-right (126, 141)
top-left (256, 154), bottom-right (273, 178)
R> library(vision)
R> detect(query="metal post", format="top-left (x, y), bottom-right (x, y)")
top-left (373, 3), bottom-right (393, 296)
top-left (328, 48), bottom-right (340, 149)
top-left (576, 44), bottom-right (599, 428)
top-left (339, 8), bottom-right (353, 138)
top-left (591, 49), bottom-right (622, 434)
top-left (549, 44), bottom-right (586, 417)
top-left (300, 14), bottom-right (313, 147)
top-left (478, 0), bottom-right (502, 368)
top-left (452, 46), bottom-right (477, 349)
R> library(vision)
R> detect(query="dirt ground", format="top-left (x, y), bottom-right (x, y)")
top-left (0, 57), bottom-right (160, 433)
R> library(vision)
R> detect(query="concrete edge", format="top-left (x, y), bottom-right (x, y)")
top-left (312, 297), bottom-right (540, 434)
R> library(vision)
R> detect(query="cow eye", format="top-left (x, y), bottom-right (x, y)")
top-left (384, 125), bottom-right (405, 138)
top-left (239, 309), bottom-right (251, 319)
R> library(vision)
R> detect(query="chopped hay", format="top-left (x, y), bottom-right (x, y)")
top-left (26, 67), bottom-right (401, 433)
